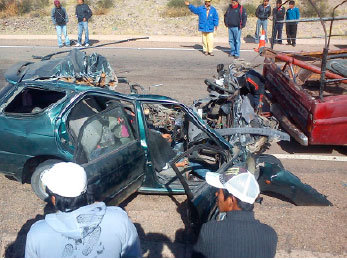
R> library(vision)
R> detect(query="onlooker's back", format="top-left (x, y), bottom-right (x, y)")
top-left (194, 210), bottom-right (277, 257)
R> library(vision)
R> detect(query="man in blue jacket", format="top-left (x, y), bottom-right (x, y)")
top-left (185, 0), bottom-right (219, 56)
top-left (286, 0), bottom-right (300, 46)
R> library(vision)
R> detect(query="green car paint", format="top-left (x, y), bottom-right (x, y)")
top-left (0, 79), bottom-right (332, 229)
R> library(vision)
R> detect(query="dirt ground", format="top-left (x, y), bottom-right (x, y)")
top-left (0, 160), bottom-right (346, 257)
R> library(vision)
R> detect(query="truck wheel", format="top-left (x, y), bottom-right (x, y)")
top-left (31, 159), bottom-right (62, 201)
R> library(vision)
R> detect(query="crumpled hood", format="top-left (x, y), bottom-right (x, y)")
top-left (45, 202), bottom-right (106, 240)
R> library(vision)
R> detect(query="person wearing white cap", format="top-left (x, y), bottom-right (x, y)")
top-left (192, 167), bottom-right (277, 257)
top-left (25, 162), bottom-right (141, 258)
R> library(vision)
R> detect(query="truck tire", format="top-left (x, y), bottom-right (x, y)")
top-left (31, 159), bottom-right (62, 201)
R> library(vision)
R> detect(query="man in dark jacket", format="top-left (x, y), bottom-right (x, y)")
top-left (255, 0), bottom-right (271, 43)
top-left (224, 0), bottom-right (247, 59)
top-left (192, 167), bottom-right (278, 258)
top-left (272, 0), bottom-right (286, 44)
top-left (51, 0), bottom-right (70, 48)
top-left (75, 0), bottom-right (92, 47)
top-left (185, 0), bottom-right (219, 56)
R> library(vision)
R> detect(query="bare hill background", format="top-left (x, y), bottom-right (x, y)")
top-left (0, 0), bottom-right (346, 39)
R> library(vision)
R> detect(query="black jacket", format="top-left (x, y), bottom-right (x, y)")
top-left (224, 4), bottom-right (247, 29)
top-left (255, 4), bottom-right (271, 20)
top-left (75, 3), bottom-right (92, 22)
top-left (273, 6), bottom-right (286, 21)
top-left (192, 211), bottom-right (278, 258)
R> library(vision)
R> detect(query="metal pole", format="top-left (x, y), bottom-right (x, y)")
top-left (276, 16), bottom-right (347, 23)
top-left (271, 12), bottom-right (276, 49)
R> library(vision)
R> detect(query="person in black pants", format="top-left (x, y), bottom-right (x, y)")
top-left (285, 0), bottom-right (300, 46)
top-left (273, 0), bottom-right (285, 44)
top-left (192, 167), bottom-right (278, 258)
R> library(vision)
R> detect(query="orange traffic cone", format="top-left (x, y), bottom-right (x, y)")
top-left (255, 29), bottom-right (266, 52)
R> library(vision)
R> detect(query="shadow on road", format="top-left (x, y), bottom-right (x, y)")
top-left (334, 44), bottom-right (347, 49)
top-left (4, 203), bottom-right (55, 257)
top-left (119, 193), bottom-right (195, 257)
top-left (244, 34), bottom-right (256, 43)
top-left (278, 140), bottom-right (347, 155)
top-left (180, 44), bottom-right (203, 51)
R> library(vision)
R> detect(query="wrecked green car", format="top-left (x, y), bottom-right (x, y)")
top-left (0, 50), bottom-right (331, 229)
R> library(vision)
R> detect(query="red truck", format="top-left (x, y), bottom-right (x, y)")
top-left (262, 48), bottom-right (347, 146)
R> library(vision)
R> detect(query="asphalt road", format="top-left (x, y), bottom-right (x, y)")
top-left (0, 40), bottom-right (346, 257)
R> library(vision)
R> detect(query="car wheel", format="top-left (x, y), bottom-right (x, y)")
top-left (31, 159), bottom-right (62, 201)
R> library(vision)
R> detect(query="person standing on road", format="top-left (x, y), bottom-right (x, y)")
top-left (75, 0), bottom-right (92, 47)
top-left (185, 0), bottom-right (219, 56)
top-left (192, 167), bottom-right (278, 257)
top-left (51, 0), bottom-right (70, 48)
top-left (25, 162), bottom-right (141, 258)
top-left (255, 0), bottom-right (271, 43)
top-left (224, 0), bottom-right (247, 59)
top-left (285, 0), bottom-right (300, 46)
top-left (272, 0), bottom-right (285, 44)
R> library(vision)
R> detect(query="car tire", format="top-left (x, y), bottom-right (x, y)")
top-left (31, 159), bottom-right (62, 201)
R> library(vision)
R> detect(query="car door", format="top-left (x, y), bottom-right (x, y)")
top-left (73, 101), bottom-right (146, 205)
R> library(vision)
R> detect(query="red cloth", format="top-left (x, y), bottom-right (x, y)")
top-left (232, 3), bottom-right (239, 8)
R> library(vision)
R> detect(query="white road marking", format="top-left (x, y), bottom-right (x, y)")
top-left (0, 45), bottom-right (255, 52)
top-left (270, 153), bottom-right (347, 162)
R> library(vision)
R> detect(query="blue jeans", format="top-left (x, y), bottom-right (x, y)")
top-left (78, 21), bottom-right (89, 45)
top-left (228, 27), bottom-right (241, 57)
top-left (255, 19), bottom-right (268, 43)
top-left (274, 23), bottom-right (284, 43)
top-left (56, 25), bottom-right (70, 47)
top-left (189, 161), bottom-right (211, 179)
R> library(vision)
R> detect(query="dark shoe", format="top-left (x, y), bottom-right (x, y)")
top-left (209, 52), bottom-right (214, 56)
top-left (203, 51), bottom-right (208, 56)
top-left (58, 45), bottom-right (63, 48)
top-left (292, 43), bottom-right (296, 47)
top-left (234, 56), bottom-right (239, 59)
top-left (286, 42), bottom-right (291, 45)
top-left (228, 54), bottom-right (233, 57)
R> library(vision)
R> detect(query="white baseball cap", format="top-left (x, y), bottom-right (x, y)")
top-left (41, 162), bottom-right (87, 198)
top-left (205, 167), bottom-right (260, 204)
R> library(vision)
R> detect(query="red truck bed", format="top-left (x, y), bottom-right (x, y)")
top-left (262, 49), bottom-right (347, 146)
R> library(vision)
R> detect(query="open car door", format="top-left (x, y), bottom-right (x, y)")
top-left (73, 102), bottom-right (146, 205)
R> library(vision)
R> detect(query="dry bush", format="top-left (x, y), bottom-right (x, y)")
top-left (90, 0), bottom-right (113, 15)
top-left (243, 3), bottom-right (257, 17)
top-left (299, 0), bottom-right (330, 17)
top-left (162, 7), bottom-right (191, 18)
top-left (0, 0), bottom-right (49, 17)
top-left (162, 0), bottom-right (204, 18)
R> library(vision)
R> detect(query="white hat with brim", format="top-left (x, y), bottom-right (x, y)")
top-left (206, 168), bottom-right (260, 204)
top-left (41, 162), bottom-right (87, 198)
